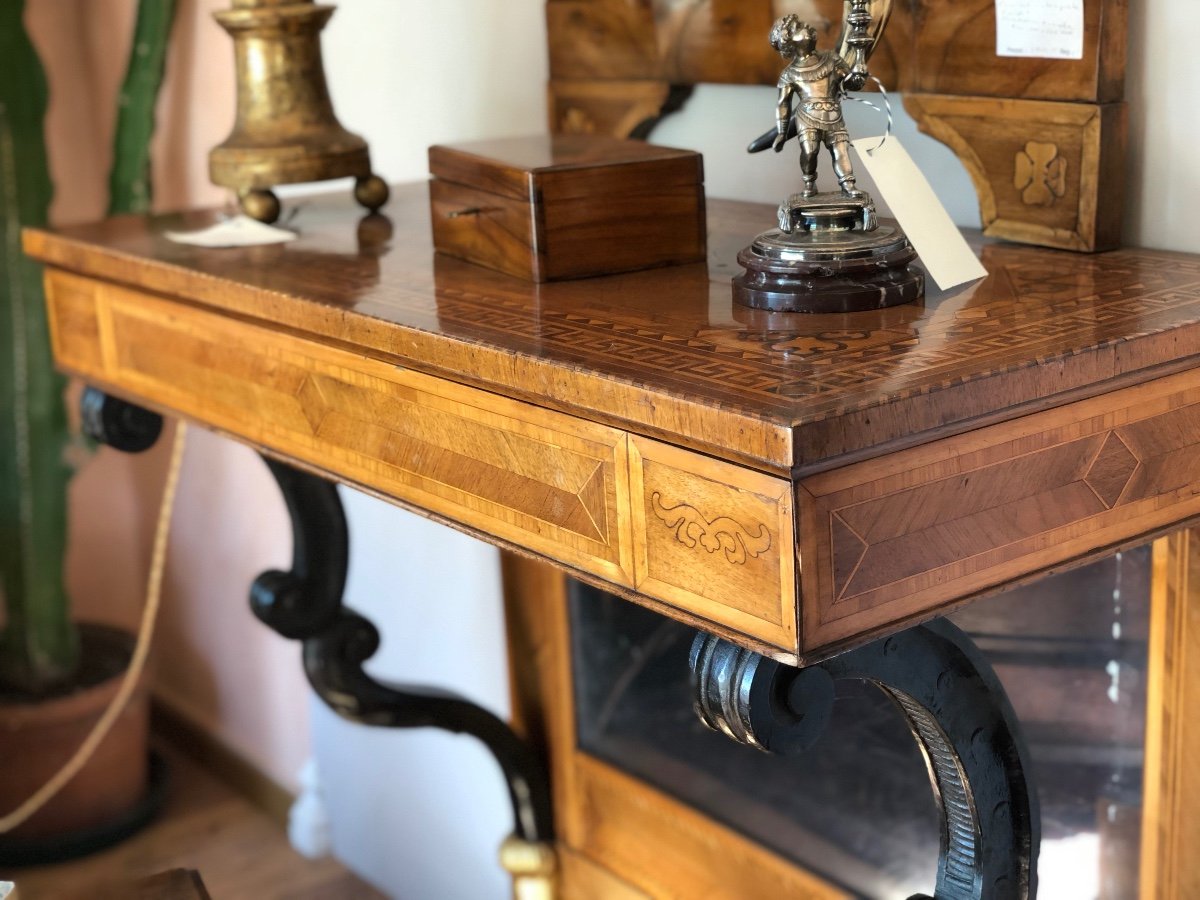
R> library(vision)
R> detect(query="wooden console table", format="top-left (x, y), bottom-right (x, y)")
top-left (24, 185), bottom-right (1200, 898)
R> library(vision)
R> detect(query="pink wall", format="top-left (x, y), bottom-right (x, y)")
top-left (28, 0), bottom-right (311, 791)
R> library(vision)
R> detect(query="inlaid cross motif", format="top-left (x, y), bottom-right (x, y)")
top-left (1015, 141), bottom-right (1067, 207)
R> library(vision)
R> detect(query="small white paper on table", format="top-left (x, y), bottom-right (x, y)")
top-left (852, 137), bottom-right (988, 291)
top-left (995, 0), bottom-right (1084, 60)
top-left (166, 214), bottom-right (298, 248)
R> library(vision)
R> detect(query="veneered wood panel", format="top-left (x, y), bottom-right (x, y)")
top-left (501, 553), bottom-right (586, 847)
top-left (538, 169), bottom-right (705, 282)
top-left (547, 0), bottom-right (898, 88)
top-left (572, 754), bottom-right (846, 899)
top-left (908, 0), bottom-right (1126, 102)
top-left (428, 178), bottom-right (540, 281)
top-left (45, 269), bottom-right (105, 375)
top-left (558, 847), bottom-right (649, 899)
top-left (50, 272), bottom-right (636, 588)
top-left (548, 79), bottom-right (677, 139)
top-left (630, 436), bottom-right (797, 648)
top-left (546, 0), bottom-right (1122, 103)
top-left (905, 94), bottom-right (1127, 251)
top-left (1141, 530), bottom-right (1200, 899)
top-left (800, 369), bottom-right (1200, 653)
top-left (27, 190), bottom-right (1200, 475)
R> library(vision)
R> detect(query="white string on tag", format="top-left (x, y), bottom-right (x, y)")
top-left (841, 76), bottom-right (893, 154)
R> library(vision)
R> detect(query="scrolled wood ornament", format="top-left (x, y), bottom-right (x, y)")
top-left (690, 620), bottom-right (1039, 899)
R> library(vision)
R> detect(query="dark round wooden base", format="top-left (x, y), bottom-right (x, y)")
top-left (733, 262), bottom-right (926, 314)
top-left (732, 219), bottom-right (926, 314)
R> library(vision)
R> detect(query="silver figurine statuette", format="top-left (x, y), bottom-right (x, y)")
top-left (734, 0), bottom-right (925, 314)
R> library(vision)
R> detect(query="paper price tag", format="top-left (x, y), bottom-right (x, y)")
top-left (166, 215), bottom-right (298, 248)
top-left (995, 0), bottom-right (1084, 60)
top-left (851, 137), bottom-right (987, 291)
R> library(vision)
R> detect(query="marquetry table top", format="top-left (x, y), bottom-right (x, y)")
top-left (25, 183), bottom-right (1200, 474)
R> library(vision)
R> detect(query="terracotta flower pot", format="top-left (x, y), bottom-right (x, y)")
top-left (0, 623), bottom-right (150, 845)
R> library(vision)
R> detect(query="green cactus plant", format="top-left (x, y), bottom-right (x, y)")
top-left (0, 0), bottom-right (176, 696)
top-left (0, 0), bottom-right (72, 696)
top-left (109, 0), bottom-right (177, 216)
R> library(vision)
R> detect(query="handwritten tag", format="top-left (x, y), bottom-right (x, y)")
top-left (852, 137), bottom-right (987, 291)
top-left (166, 215), bottom-right (298, 248)
top-left (995, 0), bottom-right (1084, 60)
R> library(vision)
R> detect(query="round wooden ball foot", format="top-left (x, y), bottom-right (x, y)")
top-left (733, 219), bottom-right (925, 314)
top-left (239, 188), bottom-right (281, 224)
top-left (354, 174), bottom-right (389, 213)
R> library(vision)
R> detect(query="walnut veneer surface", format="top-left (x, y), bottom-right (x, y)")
top-left (27, 183), bottom-right (1200, 472)
top-left (24, 183), bottom-right (1200, 661)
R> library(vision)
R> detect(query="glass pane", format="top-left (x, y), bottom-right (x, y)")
top-left (570, 547), bottom-right (1150, 899)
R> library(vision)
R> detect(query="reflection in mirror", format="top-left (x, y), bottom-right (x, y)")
top-left (571, 547), bottom-right (1150, 898)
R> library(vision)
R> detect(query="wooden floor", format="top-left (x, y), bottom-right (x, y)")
top-left (2, 745), bottom-right (386, 899)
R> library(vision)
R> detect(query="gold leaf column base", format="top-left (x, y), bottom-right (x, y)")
top-left (209, 0), bottom-right (388, 223)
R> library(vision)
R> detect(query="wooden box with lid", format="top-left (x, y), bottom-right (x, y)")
top-left (427, 135), bottom-right (706, 282)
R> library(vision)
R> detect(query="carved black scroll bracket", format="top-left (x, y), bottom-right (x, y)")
top-left (81, 386), bottom-right (556, 893)
top-left (691, 621), bottom-right (1039, 900)
top-left (80, 386), bottom-right (163, 453)
top-left (251, 457), bottom-right (556, 877)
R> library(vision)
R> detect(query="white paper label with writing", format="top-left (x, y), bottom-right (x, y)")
top-left (851, 137), bottom-right (988, 291)
top-left (995, 0), bottom-right (1084, 60)
top-left (166, 215), bottom-right (298, 248)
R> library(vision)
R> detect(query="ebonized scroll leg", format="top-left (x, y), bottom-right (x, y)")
top-left (80, 386), bottom-right (163, 453)
top-left (691, 621), bottom-right (1039, 900)
top-left (251, 457), bottom-right (557, 897)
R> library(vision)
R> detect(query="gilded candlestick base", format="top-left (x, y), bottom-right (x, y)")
top-left (209, 0), bottom-right (389, 223)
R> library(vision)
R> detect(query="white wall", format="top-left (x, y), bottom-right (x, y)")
top-left (1125, 0), bottom-right (1200, 254)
